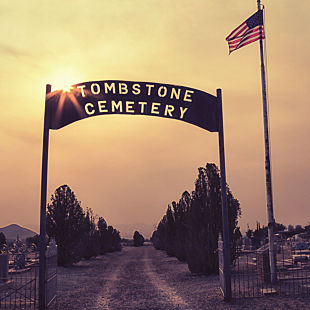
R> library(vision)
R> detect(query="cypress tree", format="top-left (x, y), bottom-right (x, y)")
top-left (152, 163), bottom-right (241, 275)
top-left (47, 185), bottom-right (85, 266)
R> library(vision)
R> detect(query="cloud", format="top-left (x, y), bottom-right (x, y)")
top-left (0, 43), bottom-right (30, 58)
top-left (0, 122), bottom-right (41, 146)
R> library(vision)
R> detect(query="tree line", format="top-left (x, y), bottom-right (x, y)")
top-left (0, 232), bottom-right (6, 253)
top-left (46, 184), bottom-right (121, 266)
top-left (246, 221), bottom-right (310, 249)
top-left (151, 163), bottom-right (241, 275)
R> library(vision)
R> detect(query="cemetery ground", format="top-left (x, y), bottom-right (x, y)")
top-left (57, 244), bottom-right (310, 310)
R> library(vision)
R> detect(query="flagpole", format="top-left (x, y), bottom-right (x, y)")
top-left (39, 84), bottom-right (51, 309)
top-left (257, 0), bottom-right (276, 284)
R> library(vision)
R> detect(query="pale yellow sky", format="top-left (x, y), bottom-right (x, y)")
top-left (1, 0), bottom-right (309, 237)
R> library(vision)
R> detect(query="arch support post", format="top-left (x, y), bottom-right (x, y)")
top-left (39, 84), bottom-right (51, 310)
top-left (217, 88), bottom-right (232, 301)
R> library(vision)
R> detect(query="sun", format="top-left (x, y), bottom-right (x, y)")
top-left (49, 70), bottom-right (77, 93)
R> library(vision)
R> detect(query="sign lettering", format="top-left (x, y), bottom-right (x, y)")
top-left (46, 80), bottom-right (219, 132)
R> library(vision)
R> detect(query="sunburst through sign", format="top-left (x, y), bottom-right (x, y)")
top-left (46, 80), bottom-right (219, 132)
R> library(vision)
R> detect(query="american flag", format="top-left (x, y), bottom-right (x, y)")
top-left (226, 10), bottom-right (265, 53)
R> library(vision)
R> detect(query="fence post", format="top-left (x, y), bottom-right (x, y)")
top-left (0, 253), bottom-right (8, 283)
top-left (45, 238), bottom-right (58, 309)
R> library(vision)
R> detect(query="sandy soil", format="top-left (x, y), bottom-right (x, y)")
top-left (57, 245), bottom-right (310, 310)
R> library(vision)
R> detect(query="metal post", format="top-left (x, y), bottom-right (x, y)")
top-left (39, 84), bottom-right (51, 309)
top-left (217, 88), bottom-right (232, 301)
top-left (257, 0), bottom-right (276, 284)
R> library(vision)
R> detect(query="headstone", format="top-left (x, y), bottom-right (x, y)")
top-left (14, 253), bottom-right (26, 269)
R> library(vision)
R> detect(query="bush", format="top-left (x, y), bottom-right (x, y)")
top-left (133, 231), bottom-right (144, 247)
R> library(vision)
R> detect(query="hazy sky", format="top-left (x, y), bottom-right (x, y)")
top-left (1, 0), bottom-right (309, 237)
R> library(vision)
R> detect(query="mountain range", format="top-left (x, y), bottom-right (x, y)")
top-left (0, 224), bottom-right (37, 241)
top-left (0, 223), bottom-right (153, 241)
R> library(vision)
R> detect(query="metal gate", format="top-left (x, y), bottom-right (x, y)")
top-left (0, 253), bottom-right (38, 309)
top-left (0, 238), bottom-right (57, 309)
top-left (230, 240), bottom-right (310, 298)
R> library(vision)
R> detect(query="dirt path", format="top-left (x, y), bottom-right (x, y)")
top-left (94, 246), bottom-right (190, 310)
top-left (143, 254), bottom-right (189, 309)
top-left (57, 245), bottom-right (310, 310)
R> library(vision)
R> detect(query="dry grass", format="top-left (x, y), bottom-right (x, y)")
top-left (56, 245), bottom-right (310, 310)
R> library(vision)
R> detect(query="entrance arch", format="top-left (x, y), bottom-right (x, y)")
top-left (38, 80), bottom-right (231, 308)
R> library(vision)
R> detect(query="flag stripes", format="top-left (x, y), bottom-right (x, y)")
top-left (227, 26), bottom-right (264, 52)
top-left (226, 10), bottom-right (264, 53)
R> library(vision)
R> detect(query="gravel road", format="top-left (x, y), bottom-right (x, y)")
top-left (57, 245), bottom-right (310, 310)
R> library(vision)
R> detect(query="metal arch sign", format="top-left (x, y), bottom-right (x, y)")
top-left (46, 80), bottom-right (219, 132)
top-left (39, 80), bottom-right (232, 307)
